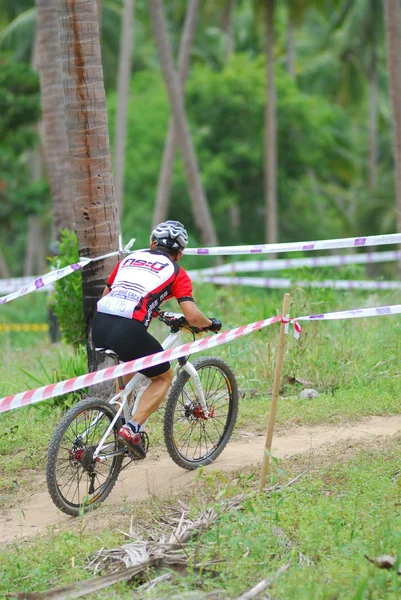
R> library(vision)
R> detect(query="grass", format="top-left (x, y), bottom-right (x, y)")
top-left (2, 438), bottom-right (401, 598)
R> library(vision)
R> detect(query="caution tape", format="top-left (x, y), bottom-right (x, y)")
top-left (188, 250), bottom-right (401, 276)
top-left (0, 323), bottom-right (49, 332)
top-left (0, 238), bottom-right (135, 306)
top-left (2, 300), bottom-right (401, 414)
top-left (191, 275), bottom-right (401, 291)
top-left (0, 315), bottom-right (282, 414)
top-left (184, 232), bottom-right (401, 256)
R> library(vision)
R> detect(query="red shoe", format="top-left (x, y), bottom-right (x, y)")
top-left (118, 425), bottom-right (146, 459)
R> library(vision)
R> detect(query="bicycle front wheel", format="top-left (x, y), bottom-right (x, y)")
top-left (164, 356), bottom-right (239, 470)
top-left (46, 397), bottom-right (124, 516)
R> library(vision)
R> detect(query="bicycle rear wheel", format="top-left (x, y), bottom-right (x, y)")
top-left (46, 397), bottom-right (124, 516)
top-left (164, 356), bottom-right (239, 470)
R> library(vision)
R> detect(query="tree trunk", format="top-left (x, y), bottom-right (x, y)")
top-left (221, 0), bottom-right (240, 238)
top-left (265, 0), bottom-right (278, 244)
top-left (368, 47), bottom-right (378, 194)
top-left (97, 0), bottom-right (101, 35)
top-left (221, 0), bottom-right (236, 58)
top-left (383, 0), bottom-right (401, 233)
top-left (25, 135), bottom-right (45, 277)
top-left (152, 0), bottom-right (201, 227)
top-left (57, 0), bottom-right (121, 371)
top-left (114, 0), bottom-right (135, 215)
top-left (36, 0), bottom-right (74, 238)
top-left (0, 249), bottom-right (10, 279)
top-left (149, 0), bottom-right (218, 247)
top-left (287, 14), bottom-right (296, 78)
top-left (24, 216), bottom-right (42, 276)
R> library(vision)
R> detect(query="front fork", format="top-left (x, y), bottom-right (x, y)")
top-left (178, 357), bottom-right (212, 417)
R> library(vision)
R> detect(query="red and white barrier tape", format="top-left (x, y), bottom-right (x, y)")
top-left (191, 275), bottom-right (401, 291)
top-left (185, 232), bottom-right (401, 256)
top-left (188, 250), bottom-right (401, 276)
top-left (0, 315), bottom-right (282, 414)
top-left (2, 300), bottom-right (401, 414)
top-left (0, 239), bottom-right (135, 306)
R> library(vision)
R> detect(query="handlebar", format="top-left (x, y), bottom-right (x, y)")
top-left (156, 310), bottom-right (203, 334)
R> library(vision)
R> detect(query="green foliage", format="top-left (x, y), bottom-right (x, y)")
top-left (18, 345), bottom-right (88, 412)
top-left (108, 56), bottom-right (366, 248)
top-left (0, 53), bottom-right (45, 273)
top-left (51, 230), bottom-right (86, 349)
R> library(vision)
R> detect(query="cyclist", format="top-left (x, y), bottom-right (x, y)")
top-left (92, 221), bottom-right (222, 459)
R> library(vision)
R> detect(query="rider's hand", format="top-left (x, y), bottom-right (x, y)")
top-left (207, 318), bottom-right (222, 332)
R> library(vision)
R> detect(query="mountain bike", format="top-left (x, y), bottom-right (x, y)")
top-left (46, 311), bottom-right (239, 516)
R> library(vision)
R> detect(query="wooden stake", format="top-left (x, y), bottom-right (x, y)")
top-left (259, 293), bottom-right (291, 492)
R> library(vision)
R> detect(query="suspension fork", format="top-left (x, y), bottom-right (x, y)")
top-left (179, 358), bottom-right (209, 413)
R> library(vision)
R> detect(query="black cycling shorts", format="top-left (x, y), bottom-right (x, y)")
top-left (92, 312), bottom-right (170, 379)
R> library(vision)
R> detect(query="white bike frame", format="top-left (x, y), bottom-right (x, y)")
top-left (93, 319), bottom-right (208, 460)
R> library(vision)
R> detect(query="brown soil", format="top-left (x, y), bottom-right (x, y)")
top-left (2, 415), bottom-right (401, 545)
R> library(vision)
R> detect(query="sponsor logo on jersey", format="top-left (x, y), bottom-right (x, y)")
top-left (122, 258), bottom-right (169, 272)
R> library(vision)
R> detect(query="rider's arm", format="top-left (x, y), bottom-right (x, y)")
top-left (179, 301), bottom-right (212, 329)
top-left (172, 268), bottom-right (212, 328)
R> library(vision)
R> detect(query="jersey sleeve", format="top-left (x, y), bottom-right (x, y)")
top-left (172, 267), bottom-right (194, 303)
top-left (107, 261), bottom-right (121, 288)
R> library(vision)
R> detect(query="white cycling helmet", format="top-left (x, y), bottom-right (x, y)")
top-left (150, 220), bottom-right (189, 251)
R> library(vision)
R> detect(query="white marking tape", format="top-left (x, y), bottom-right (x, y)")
top-left (2, 301), bottom-right (401, 414)
top-left (0, 315), bottom-right (282, 414)
top-left (0, 277), bottom-right (39, 295)
top-left (192, 275), bottom-right (401, 291)
top-left (185, 233), bottom-right (401, 256)
top-left (188, 250), bottom-right (401, 276)
top-left (295, 304), bottom-right (401, 323)
top-left (0, 239), bottom-right (135, 306)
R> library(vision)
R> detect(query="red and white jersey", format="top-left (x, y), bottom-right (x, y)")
top-left (97, 249), bottom-right (193, 327)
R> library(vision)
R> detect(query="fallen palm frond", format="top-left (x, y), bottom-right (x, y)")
top-left (265, 468), bottom-right (311, 496)
top-left (233, 563), bottom-right (290, 600)
top-left (88, 495), bottom-right (245, 575)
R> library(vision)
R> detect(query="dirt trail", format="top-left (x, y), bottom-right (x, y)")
top-left (2, 415), bottom-right (401, 544)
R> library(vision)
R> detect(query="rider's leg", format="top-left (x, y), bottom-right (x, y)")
top-left (130, 367), bottom-right (173, 426)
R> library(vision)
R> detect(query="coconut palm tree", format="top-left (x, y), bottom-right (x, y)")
top-left (36, 0), bottom-right (73, 236)
top-left (383, 0), bottom-right (401, 232)
top-left (114, 0), bottom-right (135, 215)
top-left (265, 0), bottom-right (277, 244)
top-left (148, 0), bottom-right (218, 247)
top-left (152, 0), bottom-right (200, 227)
top-left (57, 0), bottom-right (121, 370)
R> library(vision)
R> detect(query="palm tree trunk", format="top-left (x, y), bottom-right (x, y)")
top-left (152, 0), bottom-right (200, 227)
top-left (0, 249), bottom-right (10, 279)
top-left (24, 216), bottom-right (42, 276)
top-left (36, 0), bottom-right (74, 237)
top-left (25, 134), bottom-right (45, 277)
top-left (287, 14), bottom-right (296, 78)
top-left (368, 48), bottom-right (378, 194)
top-left (265, 0), bottom-right (278, 244)
top-left (114, 0), bottom-right (135, 215)
top-left (221, 0), bottom-right (235, 58)
top-left (149, 0), bottom-right (218, 247)
top-left (383, 0), bottom-right (401, 233)
top-left (58, 0), bottom-right (121, 371)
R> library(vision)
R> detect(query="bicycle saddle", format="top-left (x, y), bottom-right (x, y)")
top-left (95, 348), bottom-right (120, 361)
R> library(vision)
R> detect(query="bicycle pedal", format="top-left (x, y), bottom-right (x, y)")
top-left (140, 431), bottom-right (150, 454)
